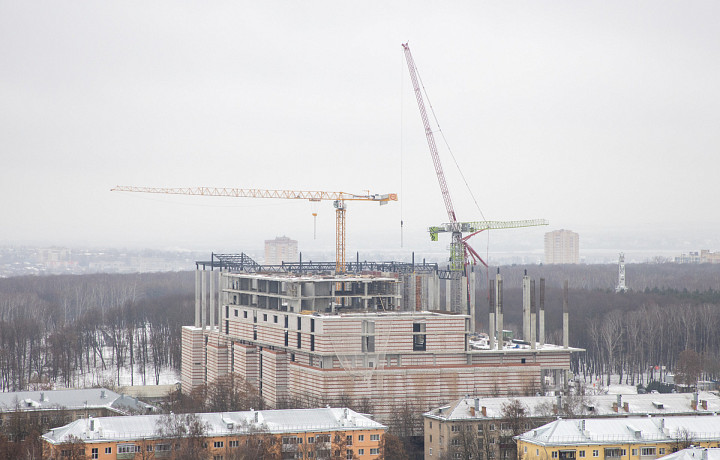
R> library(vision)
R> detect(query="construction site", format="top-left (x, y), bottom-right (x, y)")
top-left (116, 44), bottom-right (582, 421)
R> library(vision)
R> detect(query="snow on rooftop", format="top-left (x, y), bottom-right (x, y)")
top-left (43, 407), bottom-right (386, 445)
top-left (516, 415), bottom-right (720, 446)
top-left (425, 392), bottom-right (720, 421)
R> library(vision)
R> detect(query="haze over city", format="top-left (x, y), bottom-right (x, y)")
top-left (2, 1), bottom-right (719, 260)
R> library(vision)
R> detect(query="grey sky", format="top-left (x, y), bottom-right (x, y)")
top-left (2, 1), bottom-right (718, 257)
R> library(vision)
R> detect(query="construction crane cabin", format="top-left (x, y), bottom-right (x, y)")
top-left (111, 186), bottom-right (397, 274)
top-left (401, 43), bottom-right (548, 315)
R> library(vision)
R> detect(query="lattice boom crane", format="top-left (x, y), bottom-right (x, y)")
top-left (111, 186), bottom-right (397, 274)
top-left (402, 42), bottom-right (548, 312)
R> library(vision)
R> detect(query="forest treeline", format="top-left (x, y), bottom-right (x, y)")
top-left (1, 263), bottom-right (720, 392)
top-left (0, 272), bottom-right (194, 391)
top-left (480, 263), bottom-right (720, 387)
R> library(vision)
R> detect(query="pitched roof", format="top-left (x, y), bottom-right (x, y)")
top-left (424, 392), bottom-right (720, 421)
top-left (516, 415), bottom-right (720, 446)
top-left (0, 388), bottom-right (155, 415)
top-left (43, 407), bottom-right (386, 445)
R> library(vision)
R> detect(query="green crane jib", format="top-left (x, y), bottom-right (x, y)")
top-left (429, 219), bottom-right (550, 242)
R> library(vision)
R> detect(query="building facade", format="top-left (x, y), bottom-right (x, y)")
top-left (264, 236), bottom-right (298, 265)
top-left (42, 407), bottom-right (386, 460)
top-left (544, 230), bottom-right (580, 265)
top-left (516, 415), bottom-right (720, 460)
top-left (182, 268), bottom-right (580, 421)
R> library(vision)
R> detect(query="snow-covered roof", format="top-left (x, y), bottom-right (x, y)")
top-left (42, 407), bottom-right (386, 445)
top-left (516, 415), bottom-right (720, 446)
top-left (661, 447), bottom-right (720, 460)
top-left (0, 388), bottom-right (155, 415)
top-left (424, 392), bottom-right (720, 421)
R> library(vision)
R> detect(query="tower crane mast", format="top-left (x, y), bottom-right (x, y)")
top-left (111, 185), bottom-right (397, 274)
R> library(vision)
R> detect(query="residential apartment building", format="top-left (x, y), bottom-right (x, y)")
top-left (264, 236), bottom-right (298, 265)
top-left (42, 407), bottom-right (386, 460)
top-left (661, 447), bottom-right (720, 460)
top-left (424, 392), bottom-right (720, 460)
top-left (182, 266), bottom-right (580, 421)
top-left (516, 415), bottom-right (720, 460)
top-left (0, 388), bottom-right (155, 429)
top-left (544, 230), bottom-right (580, 264)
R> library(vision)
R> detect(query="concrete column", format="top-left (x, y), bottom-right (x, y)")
top-left (409, 275), bottom-right (417, 311)
top-left (489, 279), bottom-right (496, 350)
top-left (209, 268), bottom-right (215, 330)
top-left (201, 269), bottom-right (207, 331)
top-left (427, 274), bottom-right (436, 310)
top-left (539, 278), bottom-right (546, 347)
top-left (522, 273), bottom-right (530, 341)
top-left (364, 281), bottom-right (368, 310)
top-left (469, 268), bottom-right (476, 333)
top-left (530, 279), bottom-right (536, 350)
top-left (433, 274), bottom-right (440, 310)
top-left (445, 279), bottom-right (452, 311)
top-left (563, 280), bottom-right (569, 349)
top-left (496, 274), bottom-right (503, 350)
top-left (195, 268), bottom-right (201, 328)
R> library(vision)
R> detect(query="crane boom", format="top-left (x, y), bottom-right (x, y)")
top-left (111, 185), bottom-right (397, 274)
top-left (111, 186), bottom-right (396, 203)
top-left (429, 219), bottom-right (549, 241)
top-left (402, 44), bottom-right (457, 225)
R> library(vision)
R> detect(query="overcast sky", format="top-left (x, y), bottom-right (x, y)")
top-left (2, 1), bottom-right (718, 258)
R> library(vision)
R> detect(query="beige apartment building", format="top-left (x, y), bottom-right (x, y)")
top-left (264, 236), bottom-right (298, 265)
top-left (544, 230), bottom-right (579, 264)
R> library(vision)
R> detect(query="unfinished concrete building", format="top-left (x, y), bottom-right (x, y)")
top-left (182, 254), bottom-right (580, 421)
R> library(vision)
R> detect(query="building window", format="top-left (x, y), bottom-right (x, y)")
top-left (346, 450), bottom-right (354, 459)
top-left (489, 424), bottom-right (496, 431)
top-left (641, 448), bottom-right (656, 456)
top-left (244, 310), bottom-right (248, 318)
top-left (451, 425), bottom-right (459, 432)
top-left (214, 441), bottom-right (224, 448)
top-left (370, 448), bottom-right (379, 455)
top-left (552, 452), bottom-right (558, 459)
top-left (347, 435), bottom-right (353, 445)
top-left (579, 451), bottom-right (585, 457)
top-left (311, 318), bottom-right (315, 332)
top-left (146, 445), bottom-right (153, 452)
top-left (358, 435), bottom-right (364, 441)
top-left (308, 437), bottom-right (315, 444)
top-left (274, 315), bottom-right (278, 323)
top-left (229, 440), bottom-right (239, 448)
top-left (413, 322), bottom-right (426, 351)
top-left (632, 449), bottom-right (637, 456)
top-left (370, 434), bottom-right (380, 441)
top-left (298, 317), bottom-right (302, 330)
top-left (156, 444), bottom-right (171, 452)
top-left (285, 331), bottom-right (289, 346)
top-left (234, 309), bottom-right (238, 317)
top-left (429, 448), bottom-right (432, 456)
top-left (263, 313), bottom-right (267, 322)
top-left (500, 423), bottom-right (509, 431)
top-left (214, 456), bottom-right (224, 460)
top-left (311, 334), bottom-right (315, 351)
top-left (118, 444), bottom-right (139, 453)
top-left (91, 448), bottom-right (98, 459)
top-left (593, 451), bottom-right (599, 457)
top-left (429, 435), bottom-right (432, 442)
top-left (478, 424), bottom-right (483, 433)
top-left (297, 332), bottom-right (302, 348)
top-left (105, 447), bottom-right (112, 454)
top-left (659, 449), bottom-right (666, 455)
top-left (359, 449), bottom-right (365, 455)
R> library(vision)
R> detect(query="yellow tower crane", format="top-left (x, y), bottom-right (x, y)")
top-left (111, 186), bottom-right (397, 274)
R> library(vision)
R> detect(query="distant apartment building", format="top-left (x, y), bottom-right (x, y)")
top-left (544, 230), bottom-right (579, 264)
top-left (675, 250), bottom-right (720, 264)
top-left (42, 407), bottom-right (386, 460)
top-left (264, 236), bottom-right (298, 265)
